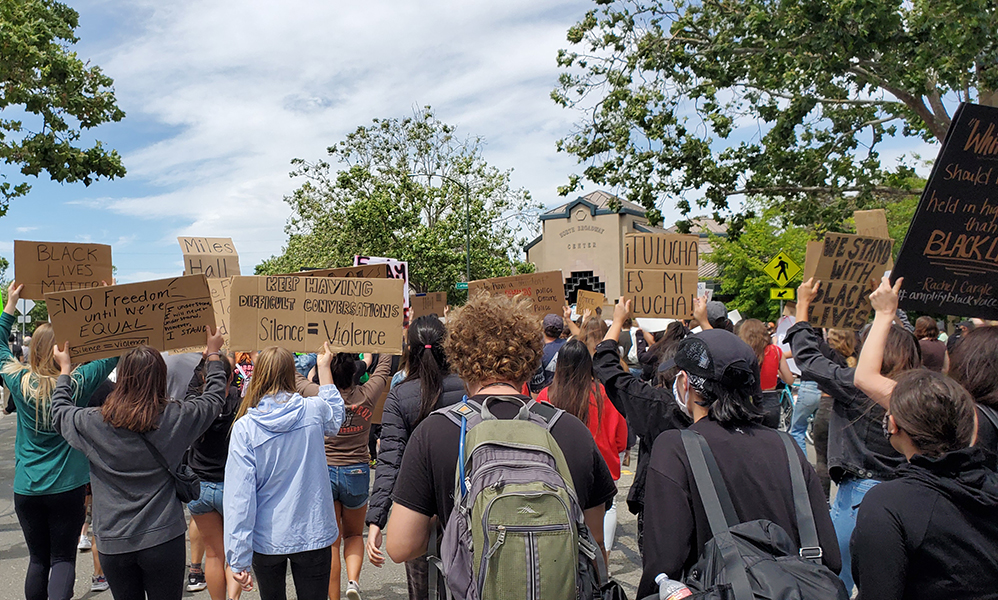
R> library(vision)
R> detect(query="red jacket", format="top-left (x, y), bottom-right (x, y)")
top-left (539, 383), bottom-right (628, 480)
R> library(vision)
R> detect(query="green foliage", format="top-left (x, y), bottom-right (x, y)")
top-left (706, 206), bottom-right (812, 321)
top-left (257, 108), bottom-right (540, 303)
top-left (0, 0), bottom-right (126, 215)
top-left (554, 0), bottom-right (996, 228)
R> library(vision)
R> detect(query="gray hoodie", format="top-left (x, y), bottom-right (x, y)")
top-left (51, 360), bottom-right (226, 554)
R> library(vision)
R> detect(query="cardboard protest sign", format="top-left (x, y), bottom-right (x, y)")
top-left (624, 234), bottom-right (699, 318)
top-left (178, 237), bottom-right (241, 278)
top-left (804, 240), bottom-right (823, 282)
top-left (289, 264), bottom-right (391, 279)
top-left (855, 209), bottom-right (894, 269)
top-left (14, 240), bottom-right (113, 300)
top-left (46, 276), bottom-right (214, 361)
top-left (893, 103), bottom-right (998, 319)
top-left (410, 292), bottom-right (448, 320)
top-left (807, 233), bottom-right (893, 329)
top-left (354, 256), bottom-right (409, 309)
top-left (575, 289), bottom-right (606, 315)
top-left (228, 276), bottom-right (404, 354)
top-left (468, 271), bottom-right (566, 315)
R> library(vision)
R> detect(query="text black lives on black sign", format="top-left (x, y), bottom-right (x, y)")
top-left (893, 102), bottom-right (998, 319)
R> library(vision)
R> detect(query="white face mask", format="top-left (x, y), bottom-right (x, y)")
top-left (672, 372), bottom-right (693, 419)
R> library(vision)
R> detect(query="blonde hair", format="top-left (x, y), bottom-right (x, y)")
top-left (233, 346), bottom-right (297, 423)
top-left (738, 319), bottom-right (770, 364)
top-left (827, 329), bottom-right (857, 368)
top-left (1, 324), bottom-right (73, 428)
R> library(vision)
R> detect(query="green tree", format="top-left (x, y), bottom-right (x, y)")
top-left (0, 0), bottom-right (126, 215)
top-left (258, 108), bottom-right (539, 301)
top-left (553, 0), bottom-right (995, 228)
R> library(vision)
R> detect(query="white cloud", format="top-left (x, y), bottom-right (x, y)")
top-left (15, 226), bottom-right (38, 233)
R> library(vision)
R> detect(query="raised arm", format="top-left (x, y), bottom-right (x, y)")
top-left (49, 342), bottom-right (88, 451)
top-left (0, 282), bottom-right (24, 368)
top-left (563, 305), bottom-right (581, 337)
top-left (316, 342), bottom-right (346, 435)
top-left (181, 328), bottom-right (228, 438)
top-left (692, 296), bottom-right (712, 330)
top-left (854, 276), bottom-right (901, 410)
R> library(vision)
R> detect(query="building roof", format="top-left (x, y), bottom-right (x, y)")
top-left (665, 216), bottom-right (727, 236)
top-left (540, 190), bottom-right (646, 221)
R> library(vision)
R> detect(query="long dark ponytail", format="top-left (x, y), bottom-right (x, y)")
top-left (548, 339), bottom-right (600, 427)
top-left (405, 315), bottom-right (450, 424)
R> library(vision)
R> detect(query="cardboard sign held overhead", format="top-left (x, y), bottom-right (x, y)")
top-left (575, 289), bottom-right (606, 315)
top-left (623, 233), bottom-right (700, 319)
top-left (803, 240), bottom-right (823, 282)
top-left (808, 233), bottom-right (893, 329)
top-left (893, 102), bottom-right (998, 320)
top-left (854, 209), bottom-right (894, 269)
top-left (410, 292), bottom-right (448, 321)
top-left (178, 237), bottom-right (241, 278)
top-left (228, 276), bottom-right (405, 354)
top-left (46, 275), bottom-right (215, 361)
top-left (15, 240), bottom-right (114, 300)
top-left (468, 271), bottom-right (566, 316)
top-left (289, 264), bottom-right (391, 279)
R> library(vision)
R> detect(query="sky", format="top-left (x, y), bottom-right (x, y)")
top-left (0, 0), bottom-right (939, 284)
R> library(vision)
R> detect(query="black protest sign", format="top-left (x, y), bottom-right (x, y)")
top-left (893, 102), bottom-right (998, 319)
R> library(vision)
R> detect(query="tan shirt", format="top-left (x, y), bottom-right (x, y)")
top-left (296, 355), bottom-right (392, 466)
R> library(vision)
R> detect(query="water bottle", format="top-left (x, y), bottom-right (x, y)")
top-left (655, 573), bottom-right (692, 600)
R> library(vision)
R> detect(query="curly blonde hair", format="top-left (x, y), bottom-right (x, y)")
top-left (445, 293), bottom-right (543, 388)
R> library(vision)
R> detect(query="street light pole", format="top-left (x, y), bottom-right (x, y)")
top-left (407, 172), bottom-right (471, 283)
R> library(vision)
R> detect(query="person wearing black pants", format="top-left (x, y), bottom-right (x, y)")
top-left (99, 536), bottom-right (186, 600)
top-left (13, 485), bottom-right (87, 600)
top-left (252, 547), bottom-right (331, 600)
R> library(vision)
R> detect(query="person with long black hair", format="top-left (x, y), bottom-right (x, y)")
top-left (365, 315), bottom-right (466, 599)
top-left (538, 339), bottom-right (627, 552)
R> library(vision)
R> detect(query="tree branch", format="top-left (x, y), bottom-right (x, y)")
top-left (847, 65), bottom-right (948, 141)
top-left (728, 185), bottom-right (914, 198)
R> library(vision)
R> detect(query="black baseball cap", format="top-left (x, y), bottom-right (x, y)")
top-left (658, 329), bottom-right (760, 391)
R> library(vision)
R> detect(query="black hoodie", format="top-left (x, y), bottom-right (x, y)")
top-left (851, 447), bottom-right (998, 600)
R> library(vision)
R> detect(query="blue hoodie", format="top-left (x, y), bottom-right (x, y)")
top-left (224, 384), bottom-right (345, 572)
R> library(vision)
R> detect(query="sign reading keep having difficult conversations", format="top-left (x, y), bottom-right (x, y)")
top-left (46, 276), bottom-right (215, 361)
top-left (14, 240), bottom-right (114, 300)
top-left (893, 102), bottom-right (998, 319)
top-left (468, 271), bottom-right (566, 315)
top-left (808, 233), bottom-right (893, 329)
top-left (228, 275), bottom-right (405, 354)
top-left (624, 233), bottom-right (699, 319)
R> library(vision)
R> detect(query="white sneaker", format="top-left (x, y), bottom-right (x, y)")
top-left (78, 535), bottom-right (92, 551)
top-left (346, 580), bottom-right (362, 600)
top-left (91, 575), bottom-right (109, 592)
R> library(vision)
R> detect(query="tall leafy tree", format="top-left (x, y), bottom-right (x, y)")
top-left (258, 108), bottom-right (539, 299)
top-left (553, 0), bottom-right (996, 228)
top-left (0, 0), bottom-right (126, 216)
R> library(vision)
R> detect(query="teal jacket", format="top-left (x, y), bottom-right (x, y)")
top-left (0, 311), bottom-right (118, 495)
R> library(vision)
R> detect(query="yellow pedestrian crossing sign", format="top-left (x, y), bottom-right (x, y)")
top-left (771, 287), bottom-right (795, 301)
top-left (764, 251), bottom-right (801, 286)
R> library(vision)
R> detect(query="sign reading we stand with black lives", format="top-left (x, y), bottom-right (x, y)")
top-left (228, 275), bottom-right (405, 354)
top-left (893, 102), bottom-right (998, 319)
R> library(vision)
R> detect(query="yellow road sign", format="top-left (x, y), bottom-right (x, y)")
top-left (770, 287), bottom-right (795, 301)
top-left (764, 251), bottom-right (801, 286)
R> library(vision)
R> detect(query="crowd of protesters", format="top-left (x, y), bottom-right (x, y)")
top-left (3, 272), bottom-right (998, 600)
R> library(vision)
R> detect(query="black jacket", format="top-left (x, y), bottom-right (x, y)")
top-left (785, 322), bottom-right (904, 482)
top-left (593, 339), bottom-right (690, 514)
top-left (639, 419), bottom-right (841, 598)
top-left (185, 358), bottom-right (241, 482)
top-left (365, 373), bottom-right (467, 528)
top-left (852, 447), bottom-right (998, 600)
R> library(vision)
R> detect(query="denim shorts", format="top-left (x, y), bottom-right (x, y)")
top-left (188, 480), bottom-right (224, 516)
top-left (328, 463), bottom-right (370, 510)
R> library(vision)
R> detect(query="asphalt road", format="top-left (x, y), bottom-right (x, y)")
top-left (0, 408), bottom-right (644, 600)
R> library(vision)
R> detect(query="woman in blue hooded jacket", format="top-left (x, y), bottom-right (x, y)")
top-left (223, 343), bottom-right (345, 600)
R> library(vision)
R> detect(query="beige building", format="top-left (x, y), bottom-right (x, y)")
top-left (525, 191), bottom-right (724, 304)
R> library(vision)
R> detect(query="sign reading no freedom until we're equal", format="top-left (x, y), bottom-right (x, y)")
top-left (228, 275), bottom-right (405, 354)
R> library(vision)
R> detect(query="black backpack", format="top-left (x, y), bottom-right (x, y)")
top-left (679, 430), bottom-right (848, 600)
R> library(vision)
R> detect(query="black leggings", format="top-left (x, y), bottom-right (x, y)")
top-left (14, 484), bottom-right (87, 600)
top-left (100, 535), bottom-right (186, 600)
top-left (253, 546), bottom-right (331, 600)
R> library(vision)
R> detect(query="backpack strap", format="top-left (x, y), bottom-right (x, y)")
top-left (777, 431), bottom-right (823, 563)
top-left (680, 430), bottom-right (753, 600)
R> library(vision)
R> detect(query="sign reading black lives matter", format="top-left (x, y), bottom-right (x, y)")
top-left (228, 276), bottom-right (405, 354)
top-left (893, 102), bottom-right (998, 319)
